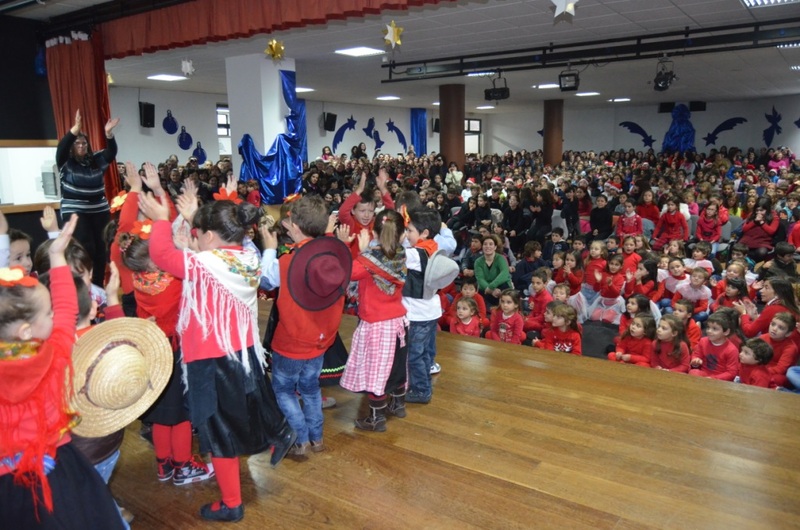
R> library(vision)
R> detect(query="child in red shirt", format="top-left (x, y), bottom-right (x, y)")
top-left (486, 289), bottom-right (525, 344)
top-left (609, 314), bottom-right (656, 366)
top-left (688, 313), bottom-right (739, 381)
top-left (580, 241), bottom-right (608, 309)
top-left (672, 299), bottom-right (701, 350)
top-left (338, 168), bottom-right (395, 258)
top-left (711, 277), bottom-right (749, 312)
top-left (587, 254), bottom-right (626, 325)
top-left (440, 277), bottom-right (489, 330)
top-left (624, 258), bottom-right (659, 301)
top-left (245, 179), bottom-right (261, 208)
top-left (450, 297), bottom-right (481, 337)
top-left (652, 196), bottom-right (689, 251)
top-left (535, 303), bottom-right (582, 355)
top-left (616, 201), bottom-right (644, 238)
top-left (738, 338), bottom-right (775, 388)
top-left (759, 312), bottom-right (799, 388)
top-left (658, 257), bottom-right (688, 312)
top-left (523, 270), bottom-right (554, 335)
top-left (651, 314), bottom-right (690, 373)
top-left (619, 236), bottom-right (641, 275)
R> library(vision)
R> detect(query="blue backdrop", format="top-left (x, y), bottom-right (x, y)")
top-left (410, 108), bottom-right (427, 155)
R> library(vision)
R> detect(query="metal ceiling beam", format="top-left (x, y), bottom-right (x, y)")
top-left (382, 17), bottom-right (800, 83)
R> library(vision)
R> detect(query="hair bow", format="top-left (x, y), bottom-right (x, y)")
top-left (0, 266), bottom-right (38, 287)
top-left (131, 220), bottom-right (153, 240)
top-left (213, 188), bottom-right (242, 204)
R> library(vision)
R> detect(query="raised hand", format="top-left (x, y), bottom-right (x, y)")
top-left (49, 215), bottom-right (78, 268)
top-left (40, 206), bottom-right (59, 233)
top-left (141, 162), bottom-right (162, 195)
top-left (124, 161), bottom-right (142, 192)
top-left (139, 192), bottom-right (170, 222)
top-left (336, 224), bottom-right (355, 244)
top-left (105, 262), bottom-right (121, 306)
top-left (259, 224), bottom-right (278, 250)
top-left (326, 212), bottom-right (338, 234)
top-left (176, 193), bottom-right (198, 223)
top-left (356, 228), bottom-right (371, 252)
top-left (105, 117), bottom-right (120, 138)
top-left (71, 109), bottom-right (82, 135)
top-left (224, 174), bottom-right (238, 194)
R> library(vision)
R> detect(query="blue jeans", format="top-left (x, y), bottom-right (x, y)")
top-left (581, 284), bottom-right (600, 308)
top-left (93, 449), bottom-right (130, 530)
top-left (407, 319), bottom-right (438, 398)
top-left (271, 352), bottom-right (324, 444)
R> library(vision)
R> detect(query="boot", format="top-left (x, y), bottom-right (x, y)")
top-left (387, 392), bottom-right (407, 418)
top-left (354, 399), bottom-right (387, 432)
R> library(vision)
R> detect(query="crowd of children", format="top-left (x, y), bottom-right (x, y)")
top-left (3, 139), bottom-right (800, 526)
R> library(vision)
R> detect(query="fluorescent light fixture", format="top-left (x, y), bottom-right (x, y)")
top-left (608, 97), bottom-right (631, 102)
top-left (467, 71), bottom-right (495, 77)
top-left (576, 91), bottom-right (600, 97)
top-left (147, 74), bottom-right (187, 82)
top-left (535, 83), bottom-right (560, 89)
top-left (792, 65), bottom-right (800, 70)
top-left (778, 42), bottom-right (800, 48)
top-left (335, 46), bottom-right (385, 57)
top-left (741, 0), bottom-right (800, 7)
top-left (432, 102), bottom-right (440, 106)
top-left (295, 87), bottom-right (314, 93)
top-left (376, 96), bottom-right (400, 101)
top-left (476, 105), bottom-right (494, 110)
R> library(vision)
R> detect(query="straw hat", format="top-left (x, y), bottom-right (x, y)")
top-left (70, 319), bottom-right (173, 438)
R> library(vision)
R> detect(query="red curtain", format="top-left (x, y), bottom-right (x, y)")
top-left (46, 30), bottom-right (120, 201)
top-left (101, 0), bottom-right (448, 59)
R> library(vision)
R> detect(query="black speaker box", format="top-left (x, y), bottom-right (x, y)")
top-left (139, 102), bottom-right (155, 128)
top-left (658, 102), bottom-right (675, 114)
top-left (322, 112), bottom-right (337, 132)
top-left (432, 118), bottom-right (440, 133)
top-left (689, 101), bottom-right (707, 112)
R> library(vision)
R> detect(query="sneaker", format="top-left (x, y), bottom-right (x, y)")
top-left (310, 440), bottom-right (324, 453)
top-left (288, 442), bottom-right (310, 458)
top-left (430, 362), bottom-right (441, 375)
top-left (156, 457), bottom-right (175, 482)
top-left (321, 396), bottom-right (337, 409)
top-left (173, 456), bottom-right (215, 485)
top-left (405, 390), bottom-right (431, 404)
top-left (200, 501), bottom-right (244, 522)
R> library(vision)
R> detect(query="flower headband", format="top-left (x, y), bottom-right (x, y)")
top-left (213, 188), bottom-right (242, 204)
top-left (0, 266), bottom-right (38, 288)
top-left (130, 220), bottom-right (153, 240)
top-left (109, 191), bottom-right (128, 214)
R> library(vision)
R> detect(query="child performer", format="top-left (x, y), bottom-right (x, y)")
top-left (609, 315), bottom-right (656, 366)
top-left (338, 168), bottom-right (395, 258)
top-left (534, 304), bottom-right (582, 355)
top-left (688, 313), bottom-right (739, 381)
top-left (486, 289), bottom-right (525, 344)
top-left (338, 210), bottom-right (408, 431)
top-left (0, 217), bottom-right (126, 528)
top-left (450, 297), bottom-right (481, 337)
top-left (651, 315), bottom-right (690, 373)
top-left (738, 338), bottom-right (775, 388)
top-left (140, 193), bottom-right (294, 523)
top-left (260, 195), bottom-right (349, 457)
top-left (523, 269), bottom-right (554, 336)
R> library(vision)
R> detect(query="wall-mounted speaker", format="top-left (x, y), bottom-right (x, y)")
top-left (689, 101), bottom-right (707, 112)
top-left (139, 102), bottom-right (155, 128)
top-left (322, 112), bottom-right (337, 132)
top-left (658, 102), bottom-right (675, 114)
top-left (432, 118), bottom-right (440, 133)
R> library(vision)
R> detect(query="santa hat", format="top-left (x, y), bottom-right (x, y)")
top-left (491, 176), bottom-right (502, 183)
top-left (467, 177), bottom-right (476, 184)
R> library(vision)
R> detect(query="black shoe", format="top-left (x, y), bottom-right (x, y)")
top-left (199, 501), bottom-right (244, 522)
top-left (269, 424), bottom-right (297, 468)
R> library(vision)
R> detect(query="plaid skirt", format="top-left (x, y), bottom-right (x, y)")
top-left (340, 316), bottom-right (408, 396)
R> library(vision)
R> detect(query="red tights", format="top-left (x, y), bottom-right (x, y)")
top-left (210, 456), bottom-right (241, 508)
top-left (152, 421), bottom-right (192, 463)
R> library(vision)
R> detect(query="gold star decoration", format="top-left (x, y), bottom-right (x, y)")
top-left (383, 20), bottom-right (403, 49)
top-left (265, 39), bottom-right (285, 61)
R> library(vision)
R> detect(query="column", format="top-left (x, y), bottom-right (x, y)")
top-left (439, 84), bottom-right (465, 170)
top-left (543, 99), bottom-right (564, 168)
top-left (225, 52), bottom-right (295, 174)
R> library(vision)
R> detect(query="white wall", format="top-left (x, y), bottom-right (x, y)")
top-left (304, 100), bottom-right (439, 159)
top-left (0, 147), bottom-right (56, 205)
top-left (484, 95), bottom-right (800, 154)
top-left (108, 86), bottom-right (224, 166)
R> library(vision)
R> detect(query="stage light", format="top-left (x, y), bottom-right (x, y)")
top-left (559, 69), bottom-right (579, 92)
top-left (653, 56), bottom-right (676, 92)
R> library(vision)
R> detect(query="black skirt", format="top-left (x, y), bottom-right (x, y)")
top-left (186, 347), bottom-right (287, 457)
top-left (141, 347), bottom-right (189, 426)
top-left (0, 443), bottom-right (125, 530)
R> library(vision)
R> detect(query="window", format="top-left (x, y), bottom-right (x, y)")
top-left (464, 119), bottom-right (481, 133)
top-left (217, 105), bottom-right (230, 137)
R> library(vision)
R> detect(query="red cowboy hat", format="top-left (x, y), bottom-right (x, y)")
top-left (288, 237), bottom-right (352, 311)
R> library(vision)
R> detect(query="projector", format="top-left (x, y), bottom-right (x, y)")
top-left (484, 87), bottom-right (510, 101)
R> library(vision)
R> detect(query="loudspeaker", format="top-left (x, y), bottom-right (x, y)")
top-left (139, 102), bottom-right (155, 128)
top-left (484, 87), bottom-right (510, 101)
top-left (432, 118), bottom-right (440, 133)
top-left (658, 102), bottom-right (675, 114)
top-left (689, 101), bottom-right (707, 112)
top-left (322, 112), bottom-right (337, 132)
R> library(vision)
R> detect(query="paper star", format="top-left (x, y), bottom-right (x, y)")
top-left (552, 0), bottom-right (578, 17)
top-left (383, 20), bottom-right (403, 49)
top-left (265, 39), bottom-right (285, 61)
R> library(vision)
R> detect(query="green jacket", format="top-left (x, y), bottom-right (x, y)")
top-left (475, 255), bottom-right (512, 292)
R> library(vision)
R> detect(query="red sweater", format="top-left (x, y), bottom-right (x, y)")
top-left (537, 327), bottom-right (582, 355)
top-left (450, 316), bottom-right (481, 337)
top-left (620, 251), bottom-right (641, 276)
top-left (739, 364), bottom-right (774, 388)
top-left (350, 254), bottom-right (406, 324)
top-left (487, 310), bottom-right (525, 344)
top-left (685, 319), bottom-right (701, 350)
top-left (524, 288), bottom-right (554, 332)
top-left (597, 270), bottom-right (625, 298)
top-left (617, 213), bottom-right (644, 238)
top-left (689, 337), bottom-right (739, 381)
top-left (739, 216), bottom-right (780, 251)
top-left (441, 293), bottom-right (489, 329)
top-left (624, 279), bottom-right (656, 300)
top-left (695, 210), bottom-right (723, 242)
top-left (741, 303), bottom-right (796, 338)
top-left (650, 340), bottom-right (690, 372)
top-left (612, 335), bottom-right (652, 366)
top-left (760, 334), bottom-right (800, 381)
top-left (711, 294), bottom-right (748, 313)
top-left (584, 257), bottom-right (607, 291)
top-left (339, 189), bottom-right (396, 258)
top-left (654, 210), bottom-right (689, 241)
top-left (553, 267), bottom-right (583, 295)
top-left (637, 203), bottom-right (660, 224)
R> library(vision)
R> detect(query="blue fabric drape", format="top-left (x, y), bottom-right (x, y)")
top-left (661, 103), bottom-right (695, 154)
top-left (238, 70), bottom-right (306, 205)
top-left (410, 108), bottom-right (427, 155)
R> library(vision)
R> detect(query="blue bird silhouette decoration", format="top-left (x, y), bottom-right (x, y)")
top-left (619, 122), bottom-right (655, 147)
top-left (702, 117), bottom-right (747, 146)
top-left (372, 130), bottom-right (385, 150)
top-left (763, 106), bottom-right (782, 147)
top-left (362, 117), bottom-right (376, 140)
top-left (386, 119), bottom-right (407, 152)
top-left (332, 115), bottom-right (357, 153)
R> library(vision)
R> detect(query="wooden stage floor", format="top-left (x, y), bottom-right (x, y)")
top-left (111, 306), bottom-right (800, 529)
